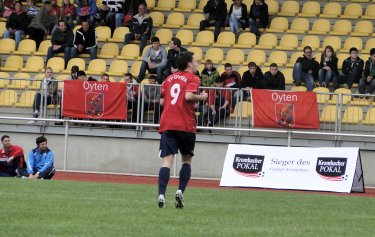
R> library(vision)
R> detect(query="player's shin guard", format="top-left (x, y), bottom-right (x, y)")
top-left (158, 167), bottom-right (170, 195)
top-left (178, 163), bottom-right (191, 193)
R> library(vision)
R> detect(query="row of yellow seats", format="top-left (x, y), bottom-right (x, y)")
top-left (320, 105), bottom-right (375, 125)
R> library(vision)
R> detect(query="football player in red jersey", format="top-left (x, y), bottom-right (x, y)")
top-left (157, 51), bottom-right (208, 208)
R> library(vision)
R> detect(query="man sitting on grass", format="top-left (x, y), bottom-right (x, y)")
top-left (26, 136), bottom-right (56, 179)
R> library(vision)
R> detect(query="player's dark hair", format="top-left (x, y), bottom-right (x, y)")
top-left (36, 136), bottom-right (47, 145)
top-left (1, 135), bottom-right (9, 142)
top-left (177, 51), bottom-right (194, 71)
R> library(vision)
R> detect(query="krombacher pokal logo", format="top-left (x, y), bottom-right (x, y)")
top-left (316, 157), bottom-right (348, 181)
top-left (233, 154), bottom-right (265, 178)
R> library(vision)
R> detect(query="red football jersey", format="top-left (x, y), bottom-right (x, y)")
top-left (159, 71), bottom-right (200, 133)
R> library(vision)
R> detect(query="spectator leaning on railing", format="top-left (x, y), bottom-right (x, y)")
top-left (238, 62), bottom-right (264, 101)
top-left (263, 63), bottom-right (285, 90)
top-left (201, 59), bottom-right (220, 87)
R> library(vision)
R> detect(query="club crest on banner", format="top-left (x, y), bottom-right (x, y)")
top-left (85, 92), bottom-right (104, 118)
top-left (316, 157), bottom-right (348, 181)
top-left (232, 154), bottom-right (265, 178)
top-left (275, 103), bottom-right (295, 128)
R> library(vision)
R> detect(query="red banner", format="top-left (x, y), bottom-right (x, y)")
top-left (62, 80), bottom-right (127, 120)
top-left (251, 89), bottom-right (319, 129)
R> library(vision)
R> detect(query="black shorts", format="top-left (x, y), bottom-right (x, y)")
top-left (159, 130), bottom-right (196, 158)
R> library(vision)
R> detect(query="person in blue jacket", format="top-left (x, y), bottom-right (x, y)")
top-left (26, 136), bottom-right (56, 179)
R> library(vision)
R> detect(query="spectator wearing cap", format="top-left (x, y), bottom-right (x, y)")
top-left (162, 37), bottom-right (187, 79)
top-left (4, 1), bottom-right (28, 49)
top-left (71, 19), bottom-right (97, 60)
top-left (47, 20), bottom-right (74, 67)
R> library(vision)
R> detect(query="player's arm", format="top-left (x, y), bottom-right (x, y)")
top-left (185, 91), bottom-right (208, 102)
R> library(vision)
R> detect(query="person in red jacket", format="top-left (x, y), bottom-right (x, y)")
top-left (0, 135), bottom-right (27, 177)
top-left (61, 0), bottom-right (77, 28)
top-left (207, 77), bottom-right (232, 126)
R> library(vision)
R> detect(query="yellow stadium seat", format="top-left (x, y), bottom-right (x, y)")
top-left (148, 12), bottom-right (165, 27)
top-left (287, 18), bottom-right (309, 34)
top-left (281, 68), bottom-right (293, 84)
top-left (130, 61), bottom-right (143, 76)
top-left (86, 59), bottom-right (107, 76)
top-left (183, 13), bottom-right (205, 30)
top-left (244, 50), bottom-right (266, 66)
top-left (266, 17), bottom-right (288, 33)
top-left (162, 12), bottom-right (185, 28)
top-left (341, 37), bottom-right (363, 53)
top-left (308, 19), bottom-right (331, 35)
top-left (351, 96), bottom-right (372, 106)
top-left (174, 0), bottom-right (196, 12)
top-left (216, 65), bottom-right (225, 75)
top-left (96, 26), bottom-right (111, 42)
top-left (254, 33), bottom-right (277, 50)
top-left (243, 0), bottom-right (253, 8)
top-left (0, 90), bottom-right (18, 106)
top-left (276, 34), bottom-right (298, 51)
top-left (0, 22), bottom-right (5, 37)
top-left (46, 57), bottom-right (65, 73)
top-left (0, 38), bottom-right (15, 54)
top-left (362, 108), bottom-right (375, 125)
top-left (97, 43), bottom-right (119, 59)
top-left (108, 27), bottom-right (129, 43)
top-left (108, 60), bottom-right (128, 77)
top-left (0, 72), bottom-right (10, 88)
top-left (320, 2), bottom-right (342, 18)
top-left (297, 35), bottom-right (320, 51)
top-left (362, 38), bottom-right (375, 54)
top-left (298, 1), bottom-right (320, 17)
top-left (319, 36), bottom-right (342, 52)
top-left (223, 49), bottom-right (245, 65)
top-left (204, 48), bottom-right (224, 64)
top-left (14, 91), bottom-right (36, 108)
top-left (320, 105), bottom-right (337, 123)
top-left (337, 54), bottom-right (348, 70)
top-left (8, 73), bottom-right (31, 89)
top-left (13, 39), bottom-right (36, 55)
top-left (330, 20), bottom-right (352, 36)
top-left (351, 21), bottom-right (373, 36)
top-left (191, 31), bottom-right (214, 47)
top-left (264, 51), bottom-right (287, 67)
top-left (233, 33), bottom-right (256, 49)
top-left (28, 78), bottom-right (43, 90)
top-left (145, 0), bottom-right (155, 9)
top-left (56, 75), bottom-right (69, 80)
top-left (196, 64), bottom-right (205, 74)
top-left (187, 47), bottom-right (203, 62)
top-left (266, 0), bottom-right (279, 15)
top-left (352, 0), bottom-right (369, 2)
top-left (286, 52), bottom-right (304, 68)
top-left (230, 101), bottom-right (252, 119)
top-left (153, 0), bottom-right (175, 11)
top-left (118, 44), bottom-right (140, 60)
top-left (237, 66), bottom-right (248, 77)
top-left (362, 4), bottom-right (375, 19)
top-left (34, 40), bottom-right (51, 56)
top-left (73, 25), bottom-right (80, 34)
top-left (342, 107), bottom-right (363, 124)
top-left (155, 29), bottom-right (173, 45)
top-left (62, 58), bottom-right (86, 74)
top-left (329, 88), bottom-right (352, 105)
top-left (212, 32), bottom-right (235, 48)
top-left (1, 55), bottom-right (23, 72)
top-left (313, 87), bottom-right (330, 104)
top-left (341, 3), bottom-right (362, 19)
top-left (278, 1), bottom-right (299, 17)
top-left (290, 86), bottom-right (307, 92)
top-left (195, 0), bottom-right (208, 13)
top-left (176, 30), bottom-right (194, 46)
top-left (21, 56), bottom-right (44, 73)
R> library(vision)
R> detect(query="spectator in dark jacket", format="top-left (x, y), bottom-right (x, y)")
top-left (318, 45), bottom-right (339, 88)
top-left (333, 47), bottom-right (364, 90)
top-left (4, 1), bottom-right (27, 48)
top-left (248, 0), bottom-right (268, 35)
top-left (47, 20), bottom-right (74, 66)
top-left (199, 0), bottom-right (227, 42)
top-left (293, 46), bottom-right (319, 91)
top-left (122, 0), bottom-right (146, 15)
top-left (71, 19), bottom-right (97, 60)
top-left (97, 0), bottom-right (125, 33)
top-left (239, 62), bottom-right (263, 101)
top-left (162, 37), bottom-right (187, 79)
top-left (263, 63), bottom-right (285, 90)
top-left (124, 2), bottom-right (152, 54)
top-left (358, 48), bottom-right (375, 95)
top-left (228, 0), bottom-right (247, 34)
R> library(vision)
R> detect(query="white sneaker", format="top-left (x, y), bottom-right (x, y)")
top-left (175, 190), bottom-right (184, 209)
top-left (158, 194), bottom-right (166, 208)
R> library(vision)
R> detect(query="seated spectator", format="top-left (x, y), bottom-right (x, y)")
top-left (2, 0), bottom-right (15, 18)
top-left (239, 62), bottom-right (263, 101)
top-left (358, 48), bottom-right (375, 95)
top-left (50, 0), bottom-right (60, 17)
top-left (76, 0), bottom-right (97, 26)
top-left (77, 70), bottom-right (97, 81)
top-left (31, 67), bottom-right (58, 120)
top-left (201, 59), bottom-right (220, 87)
top-left (124, 2), bottom-right (152, 54)
top-left (143, 75), bottom-right (162, 124)
top-left (4, 1), bottom-right (28, 49)
top-left (162, 37), bottom-right (187, 79)
top-left (293, 46), bottom-right (319, 91)
top-left (228, 0), bottom-right (247, 35)
top-left (100, 73), bottom-right (110, 82)
top-left (199, 0), bottom-right (227, 42)
top-left (27, 1), bottom-right (58, 48)
top-left (124, 73), bottom-right (138, 123)
top-left (47, 20), bottom-right (74, 67)
top-left (71, 19), bottom-right (97, 60)
top-left (122, 0), bottom-right (146, 22)
top-left (68, 65), bottom-right (80, 80)
top-left (25, 136), bottom-right (56, 180)
top-left (263, 63), bottom-right (285, 90)
top-left (138, 36), bottom-right (167, 84)
top-left (0, 135), bottom-right (26, 177)
top-left (96, 0), bottom-right (124, 33)
top-left (26, 0), bottom-right (39, 22)
top-left (248, 0), bottom-right (269, 36)
top-left (333, 47), bottom-right (364, 90)
top-left (318, 45), bottom-right (339, 88)
top-left (221, 63), bottom-right (241, 88)
top-left (61, 0), bottom-right (77, 28)
top-left (206, 77), bottom-right (232, 126)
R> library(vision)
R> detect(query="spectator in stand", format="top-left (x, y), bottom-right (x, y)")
top-left (26, 0), bottom-right (39, 22)
top-left (26, 136), bottom-right (56, 180)
top-left (71, 19), bottom-right (97, 60)
top-left (318, 45), bottom-right (339, 88)
top-left (263, 63), bottom-right (285, 90)
top-left (2, 0), bottom-right (15, 18)
top-left (68, 65), bottom-right (79, 80)
top-left (207, 77), bottom-right (232, 126)
top-left (27, 1), bottom-right (58, 48)
top-left (239, 62), bottom-right (263, 101)
top-left (76, 70), bottom-right (97, 81)
top-left (0, 135), bottom-right (26, 177)
top-left (228, 0), bottom-right (247, 35)
top-left (100, 73), bottom-right (110, 82)
top-left (124, 73), bottom-right (138, 123)
top-left (4, 1), bottom-right (28, 49)
top-left (138, 36), bottom-right (167, 84)
top-left (143, 75), bottom-right (162, 124)
top-left (162, 37), bottom-right (187, 79)
top-left (50, 0), bottom-right (60, 17)
top-left (61, 0), bottom-right (77, 28)
top-left (221, 63), bottom-right (241, 89)
top-left (248, 0), bottom-right (268, 36)
top-left (124, 2), bottom-right (152, 54)
top-left (122, 0), bottom-right (146, 22)
top-left (201, 59), bottom-right (220, 87)
top-left (333, 47), bottom-right (364, 90)
top-left (47, 20), bottom-right (74, 67)
top-left (293, 46), bottom-right (319, 91)
top-left (76, 0), bottom-right (97, 26)
top-left (358, 48), bottom-right (375, 95)
top-left (97, 0), bottom-right (124, 33)
top-left (199, 0), bottom-right (227, 42)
